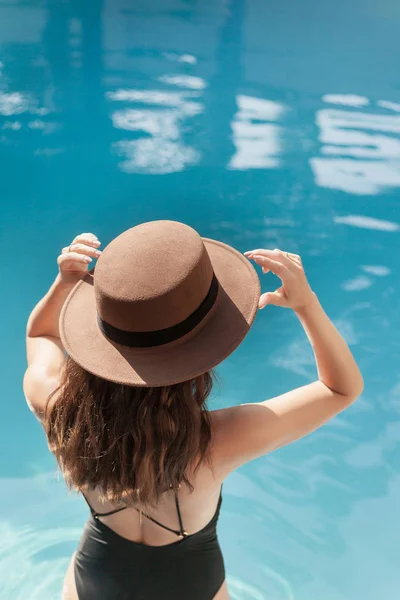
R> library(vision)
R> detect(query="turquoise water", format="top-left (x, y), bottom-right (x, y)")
top-left (1, 0), bottom-right (400, 598)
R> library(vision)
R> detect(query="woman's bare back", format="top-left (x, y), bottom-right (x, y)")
top-left (62, 425), bottom-right (231, 599)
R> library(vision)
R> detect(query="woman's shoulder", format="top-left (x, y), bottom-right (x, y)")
top-left (209, 406), bottom-right (243, 431)
top-left (208, 407), bottom-right (247, 477)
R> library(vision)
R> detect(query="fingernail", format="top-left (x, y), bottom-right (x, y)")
top-left (95, 250), bottom-right (101, 256)
top-left (244, 251), bottom-right (252, 256)
top-left (93, 240), bottom-right (101, 246)
top-left (84, 256), bottom-right (92, 263)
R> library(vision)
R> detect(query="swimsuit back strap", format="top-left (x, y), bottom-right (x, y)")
top-left (174, 491), bottom-right (187, 537)
top-left (92, 506), bottom-right (129, 518)
top-left (133, 490), bottom-right (187, 538)
top-left (82, 490), bottom-right (187, 538)
top-left (81, 491), bottom-right (128, 519)
top-left (134, 505), bottom-right (187, 538)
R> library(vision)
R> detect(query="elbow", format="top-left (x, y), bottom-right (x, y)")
top-left (26, 312), bottom-right (38, 337)
top-left (30, 401), bottom-right (46, 424)
top-left (352, 369), bottom-right (365, 399)
top-left (26, 321), bottom-right (34, 338)
top-left (26, 320), bottom-right (39, 339)
top-left (24, 389), bottom-right (47, 424)
top-left (343, 373), bottom-right (364, 406)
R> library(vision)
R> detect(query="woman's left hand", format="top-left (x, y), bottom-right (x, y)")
top-left (57, 232), bottom-right (102, 285)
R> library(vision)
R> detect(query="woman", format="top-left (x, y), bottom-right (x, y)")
top-left (24, 220), bottom-right (363, 600)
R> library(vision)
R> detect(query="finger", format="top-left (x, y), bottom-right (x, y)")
top-left (69, 242), bottom-right (102, 258)
top-left (245, 248), bottom-right (292, 266)
top-left (288, 252), bottom-right (302, 266)
top-left (259, 288), bottom-right (288, 309)
top-left (62, 236), bottom-right (101, 254)
top-left (251, 255), bottom-right (288, 278)
top-left (72, 233), bottom-right (101, 247)
top-left (57, 252), bottom-right (92, 266)
top-left (73, 232), bottom-right (99, 241)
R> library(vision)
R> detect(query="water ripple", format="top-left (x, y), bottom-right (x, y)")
top-left (0, 523), bottom-right (80, 600)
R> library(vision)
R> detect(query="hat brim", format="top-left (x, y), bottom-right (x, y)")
top-left (59, 238), bottom-right (260, 386)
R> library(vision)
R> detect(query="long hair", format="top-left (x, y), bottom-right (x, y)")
top-left (45, 358), bottom-right (215, 507)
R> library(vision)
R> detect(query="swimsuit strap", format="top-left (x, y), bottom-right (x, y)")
top-left (82, 490), bottom-right (187, 538)
top-left (174, 491), bottom-right (187, 537)
top-left (81, 492), bottom-right (128, 519)
top-left (91, 506), bottom-right (129, 518)
top-left (135, 493), bottom-right (187, 538)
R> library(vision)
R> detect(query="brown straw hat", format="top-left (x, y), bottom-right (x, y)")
top-left (60, 220), bottom-right (260, 386)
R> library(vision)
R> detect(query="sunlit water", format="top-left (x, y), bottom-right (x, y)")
top-left (1, 1), bottom-right (399, 598)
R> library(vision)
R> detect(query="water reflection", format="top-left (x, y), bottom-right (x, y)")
top-left (334, 215), bottom-right (399, 231)
top-left (342, 275), bottom-right (373, 292)
top-left (271, 337), bottom-right (315, 380)
top-left (378, 100), bottom-right (400, 113)
top-left (311, 96), bottom-right (400, 194)
top-left (229, 95), bottom-right (285, 170)
top-left (227, 571), bottom-right (293, 600)
top-left (0, 474), bottom-right (83, 600)
top-left (158, 74), bottom-right (206, 89)
top-left (107, 86), bottom-right (203, 173)
top-left (0, 523), bottom-right (75, 600)
top-left (0, 92), bottom-right (33, 116)
top-left (322, 94), bottom-right (369, 107)
top-left (162, 52), bottom-right (197, 65)
top-left (361, 265), bottom-right (390, 276)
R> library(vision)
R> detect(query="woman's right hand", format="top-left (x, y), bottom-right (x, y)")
top-left (244, 248), bottom-right (315, 311)
top-left (58, 232), bottom-right (102, 286)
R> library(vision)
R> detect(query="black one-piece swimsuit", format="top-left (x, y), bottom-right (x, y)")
top-left (74, 487), bottom-right (225, 600)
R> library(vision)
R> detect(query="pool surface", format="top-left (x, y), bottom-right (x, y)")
top-left (1, 1), bottom-right (400, 598)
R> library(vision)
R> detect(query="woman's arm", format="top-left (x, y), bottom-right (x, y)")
top-left (24, 233), bottom-right (101, 421)
top-left (295, 293), bottom-right (363, 398)
top-left (211, 249), bottom-right (364, 472)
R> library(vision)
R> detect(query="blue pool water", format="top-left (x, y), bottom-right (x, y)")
top-left (1, 1), bottom-right (399, 598)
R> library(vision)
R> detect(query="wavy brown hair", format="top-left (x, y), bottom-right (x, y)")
top-left (45, 358), bottom-right (215, 507)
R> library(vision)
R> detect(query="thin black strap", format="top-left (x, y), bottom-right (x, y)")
top-left (81, 492), bottom-right (128, 519)
top-left (174, 491), bottom-right (186, 536)
top-left (92, 506), bottom-right (129, 518)
top-left (132, 490), bottom-right (187, 537)
top-left (82, 491), bottom-right (187, 538)
top-left (134, 507), bottom-right (186, 537)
